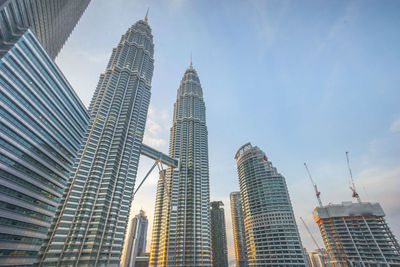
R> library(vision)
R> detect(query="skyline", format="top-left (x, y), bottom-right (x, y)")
top-left (53, 0), bottom-right (400, 265)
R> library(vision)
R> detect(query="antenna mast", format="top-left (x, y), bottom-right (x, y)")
top-left (346, 151), bottom-right (361, 203)
top-left (304, 163), bottom-right (323, 207)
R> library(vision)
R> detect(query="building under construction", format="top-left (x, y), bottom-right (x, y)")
top-left (313, 201), bottom-right (400, 266)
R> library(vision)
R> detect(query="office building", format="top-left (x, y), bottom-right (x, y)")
top-left (0, 0), bottom-right (91, 59)
top-left (38, 16), bottom-right (154, 266)
top-left (0, 29), bottom-right (89, 266)
top-left (210, 201), bottom-right (228, 267)
top-left (124, 210), bottom-right (148, 267)
top-left (150, 62), bottom-right (212, 266)
top-left (234, 143), bottom-right (306, 266)
top-left (313, 201), bottom-right (400, 266)
top-left (230, 192), bottom-right (248, 267)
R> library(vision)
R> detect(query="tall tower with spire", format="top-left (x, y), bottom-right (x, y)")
top-left (149, 62), bottom-right (212, 266)
top-left (37, 15), bottom-right (154, 266)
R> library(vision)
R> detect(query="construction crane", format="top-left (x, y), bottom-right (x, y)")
top-left (300, 217), bottom-right (327, 265)
top-left (346, 151), bottom-right (361, 203)
top-left (304, 163), bottom-right (323, 207)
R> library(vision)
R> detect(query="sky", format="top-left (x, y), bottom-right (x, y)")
top-left (55, 0), bottom-right (400, 265)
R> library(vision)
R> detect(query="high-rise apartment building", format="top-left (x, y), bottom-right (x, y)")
top-left (313, 201), bottom-right (400, 266)
top-left (0, 29), bottom-right (89, 266)
top-left (124, 210), bottom-right (148, 267)
top-left (38, 16), bottom-right (154, 266)
top-left (150, 63), bottom-right (212, 266)
top-left (0, 0), bottom-right (91, 59)
top-left (234, 143), bottom-right (306, 266)
top-left (210, 201), bottom-right (228, 267)
top-left (230, 192), bottom-right (248, 267)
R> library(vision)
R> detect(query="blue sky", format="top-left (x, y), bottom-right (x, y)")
top-left (56, 0), bottom-right (400, 264)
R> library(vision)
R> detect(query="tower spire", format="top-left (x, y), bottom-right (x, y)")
top-left (144, 8), bottom-right (149, 22)
top-left (190, 52), bottom-right (192, 67)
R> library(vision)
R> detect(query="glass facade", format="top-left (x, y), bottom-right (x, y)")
top-left (150, 63), bottom-right (211, 266)
top-left (38, 18), bottom-right (154, 266)
top-left (234, 143), bottom-right (306, 266)
top-left (0, 0), bottom-right (91, 59)
top-left (210, 201), bottom-right (228, 267)
top-left (123, 210), bottom-right (148, 267)
top-left (230, 192), bottom-right (248, 267)
top-left (0, 29), bottom-right (89, 266)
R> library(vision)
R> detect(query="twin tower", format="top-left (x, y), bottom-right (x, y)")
top-left (38, 17), bottom-right (212, 266)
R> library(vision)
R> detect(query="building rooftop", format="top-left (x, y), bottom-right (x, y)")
top-left (313, 201), bottom-right (385, 221)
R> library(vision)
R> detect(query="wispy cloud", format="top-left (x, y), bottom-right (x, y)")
top-left (389, 118), bottom-right (400, 133)
top-left (142, 106), bottom-right (170, 148)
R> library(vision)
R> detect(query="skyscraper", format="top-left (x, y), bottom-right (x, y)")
top-left (0, 29), bottom-right (89, 266)
top-left (230, 192), bottom-right (248, 267)
top-left (124, 210), bottom-right (148, 267)
top-left (210, 201), bottom-right (228, 267)
top-left (314, 201), bottom-right (400, 266)
top-left (150, 63), bottom-right (212, 266)
top-left (38, 16), bottom-right (154, 266)
top-left (234, 143), bottom-right (306, 266)
top-left (0, 0), bottom-right (91, 59)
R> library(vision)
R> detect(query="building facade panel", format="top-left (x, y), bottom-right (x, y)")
top-left (0, 0), bottom-right (91, 59)
top-left (0, 29), bottom-right (89, 266)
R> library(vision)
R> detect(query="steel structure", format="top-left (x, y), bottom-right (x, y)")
top-left (313, 202), bottom-right (400, 266)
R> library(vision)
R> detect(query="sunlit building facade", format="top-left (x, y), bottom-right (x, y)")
top-left (0, 0), bottom-right (91, 59)
top-left (0, 29), bottom-right (89, 266)
top-left (313, 201), bottom-right (400, 266)
top-left (38, 17), bottom-right (154, 266)
top-left (230, 192), bottom-right (248, 267)
top-left (235, 143), bottom-right (306, 266)
top-left (309, 249), bottom-right (332, 267)
top-left (150, 63), bottom-right (211, 266)
top-left (210, 201), bottom-right (228, 267)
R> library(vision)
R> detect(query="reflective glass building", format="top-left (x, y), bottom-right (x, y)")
top-left (0, 0), bottom-right (91, 59)
top-left (210, 201), bottom-right (228, 267)
top-left (230, 192), bottom-right (248, 267)
top-left (38, 17), bottom-right (154, 266)
top-left (235, 143), bottom-right (306, 266)
top-left (150, 63), bottom-right (212, 266)
top-left (0, 29), bottom-right (89, 266)
top-left (123, 210), bottom-right (148, 267)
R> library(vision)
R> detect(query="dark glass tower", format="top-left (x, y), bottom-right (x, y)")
top-left (150, 63), bottom-right (212, 266)
top-left (235, 143), bottom-right (306, 266)
top-left (0, 0), bottom-right (91, 59)
top-left (38, 17), bottom-right (154, 266)
top-left (0, 29), bottom-right (89, 266)
top-left (210, 201), bottom-right (228, 267)
top-left (230, 192), bottom-right (248, 267)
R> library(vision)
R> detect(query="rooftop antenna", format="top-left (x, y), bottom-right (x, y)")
top-left (190, 52), bottom-right (192, 67)
top-left (144, 7), bottom-right (149, 22)
top-left (346, 151), bottom-right (361, 203)
top-left (304, 163), bottom-right (323, 207)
